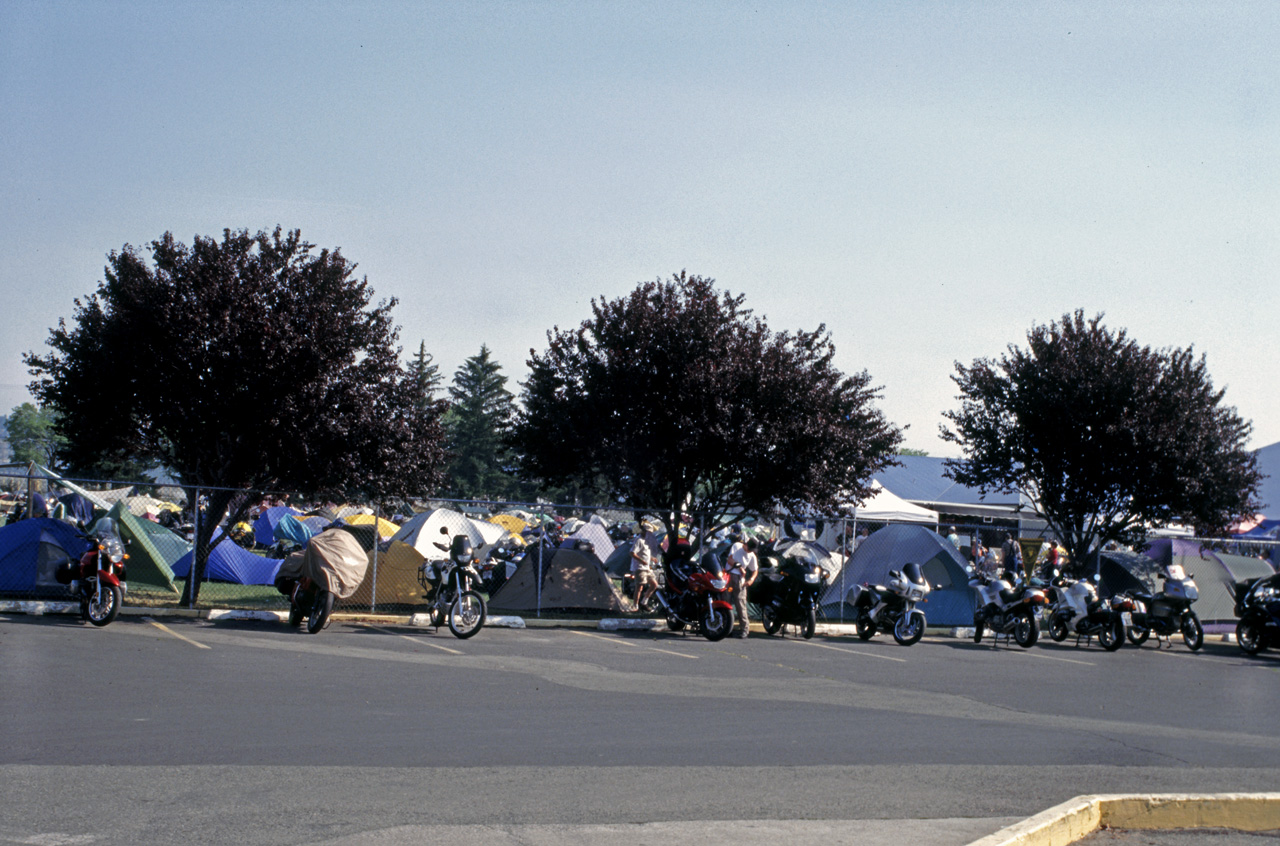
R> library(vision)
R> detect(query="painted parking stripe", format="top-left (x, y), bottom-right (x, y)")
top-left (569, 629), bottom-right (698, 660)
top-left (1003, 648), bottom-right (1093, 667)
top-left (364, 624), bottom-right (463, 655)
top-left (798, 640), bottom-right (908, 663)
top-left (142, 617), bottom-right (211, 649)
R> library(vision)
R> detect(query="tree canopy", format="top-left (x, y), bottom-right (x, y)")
top-left (26, 227), bottom-right (447, 601)
top-left (5, 403), bottom-right (65, 467)
top-left (443, 345), bottom-right (520, 500)
top-left (512, 272), bottom-right (903, 541)
top-left (941, 310), bottom-right (1261, 569)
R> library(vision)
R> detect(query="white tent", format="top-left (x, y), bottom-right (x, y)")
top-left (391, 508), bottom-right (507, 560)
top-left (848, 480), bottom-right (939, 525)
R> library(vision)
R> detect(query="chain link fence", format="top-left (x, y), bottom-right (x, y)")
top-left (2, 465), bottom-right (1276, 623)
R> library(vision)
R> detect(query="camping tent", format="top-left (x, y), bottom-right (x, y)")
top-left (392, 508), bottom-right (506, 560)
top-left (343, 514), bottom-right (399, 540)
top-left (846, 481), bottom-right (940, 525)
top-left (818, 523), bottom-right (975, 626)
top-left (1135, 539), bottom-right (1276, 622)
top-left (488, 547), bottom-right (626, 612)
top-left (560, 522), bottom-right (614, 563)
top-left (172, 530), bottom-right (283, 585)
top-left (253, 506), bottom-right (303, 547)
top-left (106, 501), bottom-right (180, 595)
top-left (347, 541), bottom-right (426, 608)
top-left (0, 518), bottom-right (91, 595)
top-left (273, 515), bottom-right (315, 546)
top-left (490, 513), bottom-right (527, 536)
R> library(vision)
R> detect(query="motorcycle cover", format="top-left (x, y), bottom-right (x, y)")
top-left (276, 529), bottom-right (369, 599)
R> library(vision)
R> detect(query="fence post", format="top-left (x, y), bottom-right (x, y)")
top-left (188, 485), bottom-right (200, 609)
top-left (536, 529), bottom-right (543, 618)
top-left (841, 516), bottom-right (848, 623)
top-left (370, 501), bottom-right (380, 614)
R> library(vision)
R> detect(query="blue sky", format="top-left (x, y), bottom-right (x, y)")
top-left (2, 1), bottom-right (1277, 456)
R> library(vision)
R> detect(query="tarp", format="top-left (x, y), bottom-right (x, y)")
top-left (106, 501), bottom-right (180, 594)
top-left (172, 529), bottom-right (283, 585)
top-left (0, 518), bottom-right (90, 594)
top-left (818, 523), bottom-right (976, 626)
top-left (392, 508), bottom-right (506, 560)
top-left (276, 528), bottom-right (369, 599)
top-left (273, 514), bottom-right (315, 546)
top-left (347, 541), bottom-right (426, 607)
top-left (488, 547), bottom-right (626, 612)
top-left (253, 506), bottom-right (303, 547)
top-left (1138, 538), bottom-right (1276, 622)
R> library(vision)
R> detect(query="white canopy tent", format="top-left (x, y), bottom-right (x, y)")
top-left (847, 480), bottom-right (939, 526)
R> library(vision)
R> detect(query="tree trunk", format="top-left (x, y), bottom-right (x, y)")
top-left (179, 488), bottom-right (250, 606)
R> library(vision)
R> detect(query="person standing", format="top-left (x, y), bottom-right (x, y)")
top-left (726, 536), bottom-right (759, 638)
top-left (946, 526), bottom-right (961, 549)
top-left (1000, 533), bottom-right (1022, 579)
top-left (630, 519), bottom-right (661, 612)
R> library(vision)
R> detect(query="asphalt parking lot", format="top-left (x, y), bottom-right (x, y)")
top-left (2, 613), bottom-right (1278, 845)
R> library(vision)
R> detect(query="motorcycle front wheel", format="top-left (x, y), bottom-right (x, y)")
top-left (86, 584), bottom-right (122, 627)
top-left (801, 606), bottom-right (816, 640)
top-left (1181, 613), bottom-right (1203, 651)
top-left (1127, 625), bottom-right (1150, 646)
top-left (287, 601), bottom-right (303, 628)
top-left (761, 604), bottom-right (783, 636)
top-left (856, 615), bottom-right (876, 641)
top-left (1236, 617), bottom-right (1266, 655)
top-left (702, 606), bottom-right (732, 642)
top-left (307, 590), bottom-right (334, 634)
top-left (1048, 616), bottom-right (1068, 642)
top-left (1013, 614), bottom-right (1038, 648)
top-left (1098, 617), bottom-right (1125, 652)
top-left (892, 610), bottom-right (925, 646)
top-left (448, 591), bottom-right (486, 639)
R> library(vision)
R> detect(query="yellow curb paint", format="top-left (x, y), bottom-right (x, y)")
top-left (967, 793), bottom-right (1280, 846)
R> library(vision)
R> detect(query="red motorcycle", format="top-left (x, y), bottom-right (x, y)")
top-left (55, 518), bottom-right (129, 627)
top-left (655, 547), bottom-right (734, 641)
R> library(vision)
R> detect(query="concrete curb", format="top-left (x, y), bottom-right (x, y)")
top-left (967, 793), bottom-right (1280, 846)
top-left (406, 613), bottom-right (526, 629)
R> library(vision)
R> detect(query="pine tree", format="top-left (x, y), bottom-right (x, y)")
top-left (408, 341), bottom-right (443, 411)
top-left (444, 345), bottom-right (517, 499)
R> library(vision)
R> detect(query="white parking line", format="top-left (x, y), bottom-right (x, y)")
top-left (142, 617), bottom-right (211, 649)
top-left (1003, 648), bottom-right (1094, 667)
top-left (798, 640), bottom-right (908, 663)
top-left (365, 624), bottom-right (463, 655)
top-left (569, 629), bottom-right (698, 660)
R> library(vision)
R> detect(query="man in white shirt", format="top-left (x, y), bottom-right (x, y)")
top-left (726, 536), bottom-right (759, 638)
top-left (630, 519), bottom-right (660, 612)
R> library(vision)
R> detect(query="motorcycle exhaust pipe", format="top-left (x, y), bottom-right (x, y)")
top-left (654, 590), bottom-right (673, 613)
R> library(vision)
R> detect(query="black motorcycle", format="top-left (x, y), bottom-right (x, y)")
top-left (1230, 572), bottom-right (1280, 656)
top-left (852, 562), bottom-right (934, 646)
top-left (1120, 563), bottom-right (1203, 651)
top-left (418, 532), bottom-right (487, 639)
top-left (749, 555), bottom-right (825, 639)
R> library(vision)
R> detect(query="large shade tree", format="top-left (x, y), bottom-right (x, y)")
top-left (512, 272), bottom-right (903, 543)
top-left (26, 227), bottom-right (447, 603)
top-left (5, 403), bottom-right (65, 467)
top-left (942, 310), bottom-right (1261, 571)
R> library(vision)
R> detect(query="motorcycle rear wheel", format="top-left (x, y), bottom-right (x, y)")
top-left (1181, 613), bottom-right (1203, 651)
top-left (801, 606), bottom-right (816, 640)
top-left (666, 615), bottom-right (685, 632)
top-left (761, 605), bottom-right (783, 636)
top-left (1013, 615), bottom-right (1038, 648)
top-left (1236, 618), bottom-right (1266, 655)
top-left (448, 591), bottom-right (486, 639)
top-left (1098, 617), bottom-right (1125, 652)
top-left (307, 590), bottom-right (334, 634)
top-left (702, 607), bottom-right (732, 642)
top-left (892, 610), bottom-right (925, 646)
top-left (855, 615), bottom-right (876, 641)
top-left (1048, 617), bottom-right (1068, 642)
top-left (86, 584), bottom-right (122, 627)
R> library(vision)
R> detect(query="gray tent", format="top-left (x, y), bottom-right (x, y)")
top-left (1104, 539), bottom-right (1278, 623)
top-left (488, 547), bottom-right (626, 613)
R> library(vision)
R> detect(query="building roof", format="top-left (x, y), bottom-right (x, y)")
top-left (879, 455), bottom-right (1021, 507)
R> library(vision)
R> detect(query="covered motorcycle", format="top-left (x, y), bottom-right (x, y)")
top-left (275, 528), bottom-right (369, 633)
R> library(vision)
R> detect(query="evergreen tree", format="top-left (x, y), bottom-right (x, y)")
top-left (444, 345), bottom-right (518, 499)
top-left (408, 341), bottom-right (443, 411)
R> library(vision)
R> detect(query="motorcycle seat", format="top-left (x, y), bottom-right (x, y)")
top-left (1131, 591), bottom-right (1154, 603)
top-left (762, 572), bottom-right (785, 585)
top-left (999, 588), bottom-right (1021, 605)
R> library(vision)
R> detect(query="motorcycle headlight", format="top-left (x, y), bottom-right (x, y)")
top-left (104, 539), bottom-right (125, 564)
top-left (909, 589), bottom-right (923, 600)
top-left (710, 578), bottom-right (727, 590)
top-left (804, 573), bottom-right (820, 583)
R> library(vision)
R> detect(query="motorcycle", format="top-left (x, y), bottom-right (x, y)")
top-left (654, 548), bottom-right (734, 641)
top-left (1120, 563), bottom-right (1203, 651)
top-left (1044, 570), bottom-right (1126, 651)
top-left (850, 562), bottom-right (934, 646)
top-left (968, 566), bottom-right (1048, 648)
top-left (55, 517), bottom-right (129, 627)
top-left (418, 530), bottom-right (487, 639)
top-left (275, 528), bottom-right (369, 634)
top-left (749, 554), bottom-right (826, 639)
top-left (1230, 572), bottom-right (1280, 656)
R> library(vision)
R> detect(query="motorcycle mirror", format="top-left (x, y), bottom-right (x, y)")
top-left (934, 583), bottom-right (943, 591)
top-left (440, 526), bottom-right (450, 535)
top-left (1052, 569), bottom-right (1060, 577)
top-left (1092, 573), bottom-right (1100, 582)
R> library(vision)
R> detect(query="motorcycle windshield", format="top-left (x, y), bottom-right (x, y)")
top-left (699, 552), bottom-right (725, 576)
top-left (903, 562), bottom-right (925, 584)
top-left (90, 517), bottom-right (122, 544)
top-left (1165, 564), bottom-right (1187, 581)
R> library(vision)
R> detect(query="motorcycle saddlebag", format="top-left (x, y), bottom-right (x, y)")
top-left (54, 561), bottom-right (76, 585)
